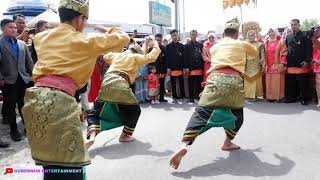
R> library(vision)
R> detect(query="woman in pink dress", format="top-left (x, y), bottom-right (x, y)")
top-left (265, 28), bottom-right (283, 101)
top-left (312, 28), bottom-right (320, 106)
top-left (201, 33), bottom-right (217, 86)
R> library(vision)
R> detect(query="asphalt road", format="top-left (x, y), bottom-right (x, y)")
top-left (1, 100), bottom-right (320, 180)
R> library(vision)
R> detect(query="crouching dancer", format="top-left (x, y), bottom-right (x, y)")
top-left (86, 39), bottom-right (160, 148)
top-left (169, 18), bottom-right (259, 170)
top-left (21, 0), bottom-right (130, 179)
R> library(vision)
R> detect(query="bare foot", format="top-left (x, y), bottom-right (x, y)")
top-left (119, 134), bottom-right (136, 142)
top-left (169, 148), bottom-right (188, 170)
top-left (221, 141), bottom-right (240, 151)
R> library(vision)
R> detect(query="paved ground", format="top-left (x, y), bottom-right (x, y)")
top-left (0, 100), bottom-right (320, 180)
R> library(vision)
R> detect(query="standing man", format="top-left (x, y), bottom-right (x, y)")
top-left (166, 30), bottom-right (185, 102)
top-left (1, 14), bottom-right (28, 124)
top-left (13, 14), bottom-right (28, 42)
top-left (169, 18), bottom-right (258, 170)
top-left (30, 20), bottom-right (50, 64)
top-left (0, 19), bottom-right (34, 141)
top-left (21, 0), bottom-right (129, 179)
top-left (148, 33), bottom-right (168, 102)
top-left (35, 20), bottom-right (50, 34)
top-left (13, 14), bottom-right (26, 35)
top-left (283, 19), bottom-right (312, 105)
top-left (184, 30), bottom-right (204, 103)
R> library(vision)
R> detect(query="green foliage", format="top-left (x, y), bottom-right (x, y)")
top-left (301, 19), bottom-right (319, 31)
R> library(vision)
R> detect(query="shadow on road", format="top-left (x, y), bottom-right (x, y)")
top-left (89, 140), bottom-right (174, 160)
top-left (171, 148), bottom-right (295, 179)
top-left (245, 101), bottom-right (319, 115)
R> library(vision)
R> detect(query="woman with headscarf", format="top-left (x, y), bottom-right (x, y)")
top-left (265, 28), bottom-right (283, 101)
top-left (312, 28), bottom-right (320, 106)
top-left (202, 32), bottom-right (217, 86)
top-left (243, 30), bottom-right (265, 101)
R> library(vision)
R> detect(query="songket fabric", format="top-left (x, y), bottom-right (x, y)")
top-left (23, 22), bottom-right (129, 168)
top-left (243, 41), bottom-right (265, 99)
top-left (199, 73), bottom-right (244, 108)
top-left (22, 87), bottom-right (90, 167)
top-left (98, 73), bottom-right (138, 105)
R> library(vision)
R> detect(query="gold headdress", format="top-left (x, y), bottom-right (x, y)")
top-left (242, 21), bottom-right (261, 39)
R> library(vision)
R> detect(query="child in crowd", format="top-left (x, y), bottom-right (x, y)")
top-left (148, 66), bottom-right (160, 104)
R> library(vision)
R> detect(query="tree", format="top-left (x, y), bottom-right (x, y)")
top-left (301, 18), bottom-right (319, 31)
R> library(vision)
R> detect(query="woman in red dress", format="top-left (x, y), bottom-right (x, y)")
top-left (201, 33), bottom-right (217, 86)
top-left (265, 28), bottom-right (283, 101)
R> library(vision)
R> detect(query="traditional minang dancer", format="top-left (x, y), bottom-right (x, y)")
top-left (21, 0), bottom-right (129, 179)
top-left (169, 18), bottom-right (259, 170)
top-left (86, 39), bottom-right (160, 149)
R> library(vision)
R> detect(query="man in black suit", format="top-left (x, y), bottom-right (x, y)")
top-left (166, 30), bottom-right (185, 102)
top-left (0, 19), bottom-right (34, 141)
top-left (184, 30), bottom-right (204, 103)
top-left (284, 19), bottom-right (312, 105)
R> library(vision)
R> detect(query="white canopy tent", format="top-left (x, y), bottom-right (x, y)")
top-left (26, 9), bottom-right (59, 28)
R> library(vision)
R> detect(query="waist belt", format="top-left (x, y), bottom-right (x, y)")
top-left (110, 71), bottom-right (131, 84)
top-left (35, 75), bottom-right (77, 96)
top-left (287, 67), bottom-right (310, 74)
top-left (211, 67), bottom-right (241, 76)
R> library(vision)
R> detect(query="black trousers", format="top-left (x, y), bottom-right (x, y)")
top-left (1, 87), bottom-right (6, 121)
top-left (182, 107), bottom-right (244, 145)
top-left (74, 84), bottom-right (88, 103)
top-left (188, 75), bottom-right (203, 100)
top-left (285, 73), bottom-right (310, 101)
top-left (171, 75), bottom-right (185, 99)
top-left (2, 75), bottom-right (28, 133)
top-left (159, 77), bottom-right (166, 100)
top-left (87, 101), bottom-right (141, 137)
top-left (43, 165), bottom-right (84, 180)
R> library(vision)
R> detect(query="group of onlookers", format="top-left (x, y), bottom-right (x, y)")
top-left (245, 19), bottom-right (320, 107)
top-left (1, 16), bottom-right (320, 149)
top-left (127, 18), bottom-right (320, 108)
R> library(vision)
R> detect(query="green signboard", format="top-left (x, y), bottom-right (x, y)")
top-left (149, 1), bottom-right (172, 27)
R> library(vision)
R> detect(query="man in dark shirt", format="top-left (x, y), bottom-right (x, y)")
top-left (184, 30), bottom-right (204, 103)
top-left (149, 33), bottom-right (168, 102)
top-left (166, 30), bottom-right (185, 101)
top-left (284, 19), bottom-right (312, 105)
top-left (13, 14), bottom-right (29, 42)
